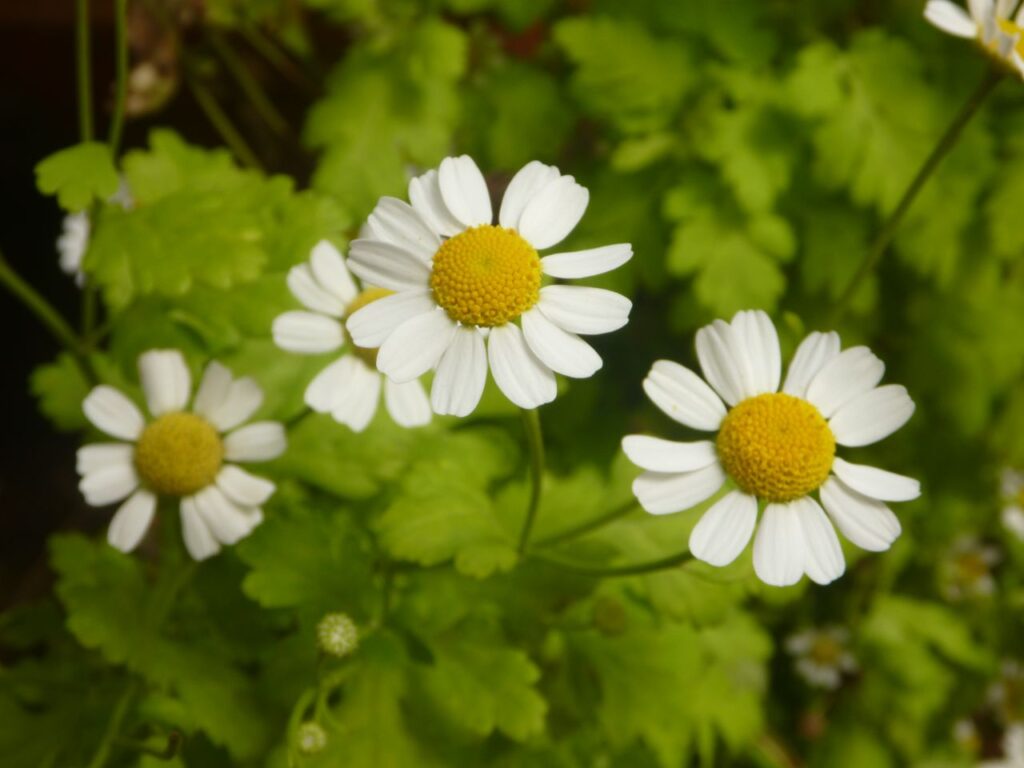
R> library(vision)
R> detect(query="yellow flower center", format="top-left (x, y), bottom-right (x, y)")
top-left (344, 287), bottom-right (393, 367)
top-left (134, 412), bottom-right (223, 496)
top-left (716, 393), bottom-right (835, 503)
top-left (809, 636), bottom-right (843, 666)
top-left (992, 18), bottom-right (1024, 61)
top-left (430, 225), bottom-right (541, 327)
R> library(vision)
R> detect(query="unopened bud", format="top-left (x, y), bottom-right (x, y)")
top-left (297, 721), bottom-right (327, 755)
top-left (316, 613), bottom-right (359, 658)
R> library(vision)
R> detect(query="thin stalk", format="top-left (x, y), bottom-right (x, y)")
top-left (208, 30), bottom-right (290, 136)
top-left (86, 680), bottom-right (139, 768)
top-left (76, 0), bottom-right (94, 140)
top-left (108, 0), bottom-right (129, 153)
top-left (0, 249), bottom-right (95, 383)
top-left (535, 500), bottom-right (639, 548)
top-left (830, 67), bottom-right (1004, 324)
top-left (240, 25), bottom-right (317, 93)
top-left (186, 74), bottom-right (263, 170)
top-left (532, 550), bottom-right (693, 578)
top-left (516, 408), bottom-right (545, 554)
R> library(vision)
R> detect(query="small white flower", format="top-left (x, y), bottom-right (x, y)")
top-left (785, 626), bottom-right (857, 689)
top-left (345, 155), bottom-right (633, 416)
top-left (1001, 468), bottom-right (1024, 540)
top-left (981, 724), bottom-right (1024, 768)
top-left (296, 722), bottom-right (328, 755)
top-left (273, 240), bottom-right (431, 432)
top-left (989, 661), bottom-right (1024, 723)
top-left (76, 350), bottom-right (286, 560)
top-left (622, 309), bottom-right (919, 587)
top-left (941, 535), bottom-right (1000, 600)
top-left (925, 0), bottom-right (1024, 76)
top-left (316, 612), bottom-right (359, 658)
top-left (57, 212), bottom-right (90, 284)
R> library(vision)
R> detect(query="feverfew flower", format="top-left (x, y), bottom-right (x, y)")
top-left (272, 240), bottom-right (431, 432)
top-left (981, 724), bottom-right (1024, 768)
top-left (925, 0), bottom-right (1024, 76)
top-left (316, 612), bottom-right (359, 658)
top-left (940, 535), bottom-right (1000, 600)
top-left (346, 156), bottom-right (633, 416)
top-left (1002, 468), bottom-right (1024, 540)
top-left (785, 626), bottom-right (858, 689)
top-left (77, 350), bottom-right (286, 560)
top-left (622, 310), bottom-right (919, 587)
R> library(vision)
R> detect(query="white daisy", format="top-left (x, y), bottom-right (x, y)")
top-left (1001, 468), bottom-right (1024, 540)
top-left (981, 724), bottom-right (1024, 768)
top-left (941, 535), bottom-right (1001, 600)
top-left (57, 212), bottom-right (90, 284)
top-left (344, 155), bottom-right (633, 416)
top-left (785, 626), bottom-right (858, 690)
top-left (76, 349), bottom-right (286, 560)
top-left (272, 240), bottom-right (431, 432)
top-left (925, 0), bottom-right (1024, 75)
top-left (621, 309), bottom-right (920, 587)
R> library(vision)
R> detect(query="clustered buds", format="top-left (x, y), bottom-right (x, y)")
top-left (316, 612), bottom-right (359, 658)
top-left (296, 722), bottom-right (327, 755)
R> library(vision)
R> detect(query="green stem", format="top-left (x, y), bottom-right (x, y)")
top-left (208, 30), bottom-right (289, 136)
top-left (86, 680), bottom-right (139, 768)
top-left (0, 248), bottom-right (95, 383)
top-left (830, 67), bottom-right (1004, 324)
top-left (185, 74), bottom-right (264, 170)
top-left (516, 408), bottom-right (545, 554)
top-left (108, 0), bottom-right (129, 153)
top-left (532, 550), bottom-right (693, 577)
top-left (76, 0), bottom-right (93, 141)
top-left (240, 25), bottom-right (317, 93)
top-left (535, 500), bottom-right (639, 548)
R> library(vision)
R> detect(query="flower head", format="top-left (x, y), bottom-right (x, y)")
top-left (940, 535), bottom-right (1000, 600)
top-left (785, 626), bottom-right (857, 689)
top-left (345, 156), bottom-right (633, 416)
top-left (981, 724), bottom-right (1024, 768)
top-left (296, 722), bottom-right (328, 755)
top-left (316, 612), bottom-right (359, 658)
top-left (622, 310), bottom-right (919, 587)
top-left (77, 350), bottom-right (286, 560)
top-left (1002, 468), bottom-right (1024, 540)
top-left (925, 0), bottom-right (1024, 76)
top-left (272, 240), bottom-right (431, 432)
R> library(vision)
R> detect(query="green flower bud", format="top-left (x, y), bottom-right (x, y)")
top-left (297, 721), bottom-right (327, 755)
top-left (317, 612), bottom-right (359, 658)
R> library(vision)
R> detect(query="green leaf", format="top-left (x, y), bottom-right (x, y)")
top-left (35, 142), bottom-right (119, 211)
top-left (30, 353), bottom-right (91, 431)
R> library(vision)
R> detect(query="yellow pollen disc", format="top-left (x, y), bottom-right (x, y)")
top-left (716, 393), bottom-right (835, 503)
top-left (344, 287), bottom-right (393, 367)
top-left (992, 19), bottom-right (1024, 62)
top-left (430, 225), bottom-right (541, 327)
top-left (134, 412), bottom-right (223, 496)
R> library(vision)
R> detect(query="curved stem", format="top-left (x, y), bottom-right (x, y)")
top-left (76, 0), bottom-right (93, 141)
top-left (208, 30), bottom-right (289, 136)
top-left (185, 73), bottom-right (263, 170)
top-left (516, 408), bottom-right (545, 554)
top-left (532, 550), bottom-right (693, 577)
top-left (535, 500), bottom-right (639, 548)
top-left (830, 67), bottom-right (1004, 324)
top-left (86, 680), bottom-right (139, 768)
top-left (0, 248), bottom-right (95, 383)
top-left (108, 0), bottom-right (129, 154)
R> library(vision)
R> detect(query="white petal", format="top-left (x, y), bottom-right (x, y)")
top-left (487, 323), bottom-right (557, 409)
top-left (80, 462), bottom-right (139, 506)
top-left (330, 359), bottom-right (382, 432)
top-left (540, 243), bottom-right (633, 279)
top-left (632, 463), bottom-right (726, 515)
top-left (347, 239), bottom-right (431, 292)
top-left (688, 490), bottom-right (757, 567)
top-left (969, 0), bottom-right (993, 24)
top-left (204, 375), bottom-right (264, 432)
top-left (695, 320), bottom-right (746, 406)
top-left (498, 160), bottom-right (560, 229)
top-left (829, 384), bottom-right (915, 447)
top-left (384, 377), bottom-right (432, 427)
top-left (431, 326), bottom-right (487, 417)
top-left (287, 263), bottom-right (345, 316)
top-left (794, 496), bottom-right (845, 585)
top-left (77, 443), bottom-right (133, 475)
top-left (138, 349), bottom-right (192, 416)
top-left (367, 197), bottom-right (440, 262)
top-left (925, 0), bottom-right (980, 36)
top-left (192, 361), bottom-right (232, 424)
top-left (346, 290), bottom-right (436, 349)
top-left (107, 489), bottom-right (157, 553)
top-left (223, 422), bottom-right (287, 462)
top-left (518, 175), bottom-right (589, 250)
top-left (831, 458), bottom-right (921, 502)
top-left (820, 476), bottom-right (902, 552)
top-left (83, 386), bottom-right (145, 440)
top-left (728, 310), bottom-right (782, 397)
top-left (180, 496), bottom-right (220, 561)
top-left (537, 285), bottom-right (631, 335)
top-left (408, 169), bottom-right (463, 237)
top-left (621, 435), bottom-right (717, 473)
top-left (310, 239), bottom-right (359, 305)
top-left (521, 308), bottom-right (602, 379)
top-left (304, 356), bottom-right (351, 413)
top-left (753, 502), bottom-right (805, 587)
top-left (377, 309), bottom-right (457, 383)
top-left (782, 331), bottom-right (841, 398)
top-left (194, 485), bottom-right (259, 546)
top-left (642, 360), bottom-right (726, 431)
top-left (438, 155), bottom-right (492, 227)
top-left (272, 311), bottom-right (343, 354)
top-left (805, 346), bottom-right (884, 418)
top-left (216, 464), bottom-right (276, 506)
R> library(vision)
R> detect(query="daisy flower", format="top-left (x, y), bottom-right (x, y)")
top-left (77, 349), bottom-right (286, 560)
top-left (57, 177), bottom-right (133, 284)
top-left (1001, 468), bottom-right (1024, 540)
top-left (925, 0), bottom-right (1024, 76)
top-left (981, 724), bottom-right (1024, 768)
top-left (622, 309), bottom-right (920, 587)
top-left (785, 626), bottom-right (858, 690)
top-left (940, 535), bottom-right (1000, 600)
top-left (344, 155), bottom-right (633, 416)
top-left (272, 240), bottom-right (431, 431)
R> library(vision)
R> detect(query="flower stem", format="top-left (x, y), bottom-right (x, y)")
top-left (535, 500), bottom-right (639, 548)
top-left (107, 0), bottom-right (129, 154)
top-left (185, 72), bottom-right (264, 170)
top-left (208, 30), bottom-right (290, 136)
top-left (532, 550), bottom-right (693, 577)
top-left (516, 408), bottom-right (545, 554)
top-left (0, 248), bottom-right (95, 383)
top-left (85, 680), bottom-right (139, 768)
top-left (75, 0), bottom-right (93, 141)
top-left (830, 66), bottom-right (1004, 324)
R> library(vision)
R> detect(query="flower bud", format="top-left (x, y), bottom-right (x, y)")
top-left (316, 613), bottom-right (359, 658)
top-left (297, 721), bottom-right (327, 755)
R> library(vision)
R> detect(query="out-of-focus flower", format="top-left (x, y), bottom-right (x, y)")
top-left (989, 661), bottom-right (1024, 725)
top-left (56, 177), bottom-right (133, 284)
top-left (980, 723), bottom-right (1024, 768)
top-left (924, 0), bottom-right (1024, 76)
top-left (785, 626), bottom-right (858, 689)
top-left (1002, 469), bottom-right (1024, 541)
top-left (941, 535), bottom-right (1000, 601)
